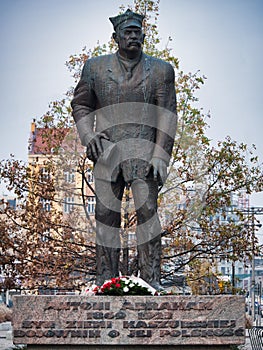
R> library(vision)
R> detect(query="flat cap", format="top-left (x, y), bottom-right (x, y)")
top-left (109, 9), bottom-right (144, 31)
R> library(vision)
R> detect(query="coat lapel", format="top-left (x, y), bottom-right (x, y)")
top-left (106, 52), bottom-right (151, 84)
top-left (140, 53), bottom-right (151, 82)
top-left (106, 54), bottom-right (122, 84)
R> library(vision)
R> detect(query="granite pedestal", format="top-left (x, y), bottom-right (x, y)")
top-left (12, 295), bottom-right (246, 349)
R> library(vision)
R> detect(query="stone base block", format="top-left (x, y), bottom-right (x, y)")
top-left (12, 295), bottom-right (245, 348)
top-left (27, 346), bottom-right (235, 349)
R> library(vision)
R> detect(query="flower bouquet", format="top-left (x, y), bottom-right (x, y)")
top-left (83, 276), bottom-right (157, 296)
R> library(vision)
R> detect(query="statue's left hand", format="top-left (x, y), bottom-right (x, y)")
top-left (149, 157), bottom-right (168, 184)
top-left (86, 132), bottom-right (109, 162)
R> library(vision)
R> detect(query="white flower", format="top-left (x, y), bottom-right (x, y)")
top-left (86, 289), bottom-right (96, 296)
top-left (123, 286), bottom-right (129, 293)
top-left (129, 276), bottom-right (156, 295)
top-left (129, 283), bottom-right (135, 288)
top-left (83, 287), bottom-right (97, 296)
top-left (79, 282), bottom-right (101, 296)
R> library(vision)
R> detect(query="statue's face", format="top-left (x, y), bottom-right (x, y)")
top-left (115, 26), bottom-right (144, 56)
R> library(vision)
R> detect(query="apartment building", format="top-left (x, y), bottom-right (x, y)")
top-left (28, 120), bottom-right (95, 219)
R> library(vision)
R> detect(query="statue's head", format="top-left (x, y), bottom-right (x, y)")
top-left (109, 9), bottom-right (145, 58)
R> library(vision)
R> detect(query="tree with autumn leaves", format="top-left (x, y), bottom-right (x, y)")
top-left (0, 0), bottom-right (262, 294)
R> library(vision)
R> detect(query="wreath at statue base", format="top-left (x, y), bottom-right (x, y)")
top-left (82, 276), bottom-right (163, 296)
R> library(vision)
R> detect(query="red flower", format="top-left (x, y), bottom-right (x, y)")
top-left (115, 283), bottom-right (121, 288)
top-left (104, 282), bottom-right (111, 289)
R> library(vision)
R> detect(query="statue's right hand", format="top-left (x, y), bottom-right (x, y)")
top-left (86, 132), bottom-right (109, 162)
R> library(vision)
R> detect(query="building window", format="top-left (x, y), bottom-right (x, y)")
top-left (40, 198), bottom-right (51, 212)
top-left (87, 168), bottom-right (94, 184)
top-left (40, 167), bottom-right (50, 182)
top-left (177, 203), bottom-right (186, 210)
top-left (41, 229), bottom-right (50, 242)
top-left (128, 232), bottom-right (136, 243)
top-left (64, 197), bottom-right (74, 213)
top-left (87, 196), bottom-right (95, 214)
top-left (64, 169), bottom-right (75, 183)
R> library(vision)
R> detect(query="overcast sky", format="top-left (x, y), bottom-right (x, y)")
top-left (0, 0), bottom-right (263, 212)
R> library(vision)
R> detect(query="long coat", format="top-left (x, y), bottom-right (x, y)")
top-left (71, 52), bottom-right (177, 182)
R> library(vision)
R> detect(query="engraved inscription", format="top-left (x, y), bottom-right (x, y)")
top-left (12, 296), bottom-right (246, 346)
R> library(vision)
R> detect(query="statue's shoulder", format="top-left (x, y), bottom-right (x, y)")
top-left (81, 54), bottom-right (116, 79)
top-left (83, 53), bottom-right (115, 68)
top-left (142, 53), bottom-right (174, 74)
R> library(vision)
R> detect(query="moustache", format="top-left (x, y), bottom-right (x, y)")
top-left (127, 41), bottom-right (141, 47)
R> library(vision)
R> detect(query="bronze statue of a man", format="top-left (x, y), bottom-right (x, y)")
top-left (71, 9), bottom-right (177, 288)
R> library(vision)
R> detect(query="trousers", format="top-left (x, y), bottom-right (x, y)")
top-left (95, 174), bottom-right (162, 286)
